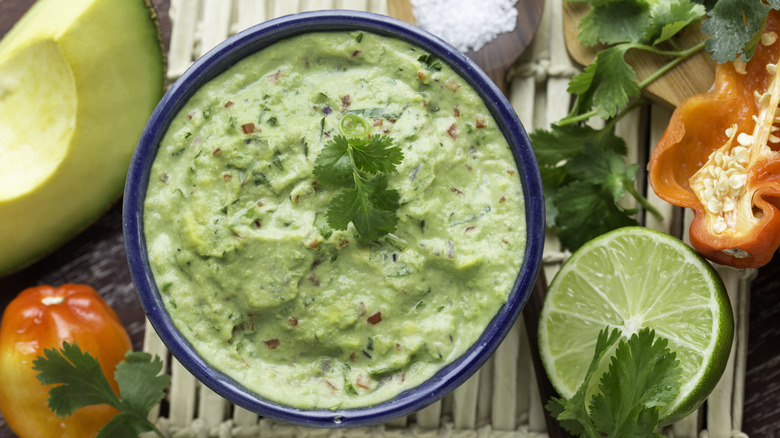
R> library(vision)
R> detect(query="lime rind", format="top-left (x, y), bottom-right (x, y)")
top-left (538, 226), bottom-right (734, 423)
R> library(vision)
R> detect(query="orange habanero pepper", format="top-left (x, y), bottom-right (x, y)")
top-left (649, 10), bottom-right (780, 269)
top-left (0, 284), bottom-right (132, 438)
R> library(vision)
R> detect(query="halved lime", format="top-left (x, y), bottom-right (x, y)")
top-left (538, 226), bottom-right (733, 424)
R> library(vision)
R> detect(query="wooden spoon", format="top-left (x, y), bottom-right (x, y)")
top-left (387, 0), bottom-right (544, 94)
top-left (562, 1), bottom-right (715, 108)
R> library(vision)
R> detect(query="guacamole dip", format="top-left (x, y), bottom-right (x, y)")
top-left (144, 31), bottom-right (525, 409)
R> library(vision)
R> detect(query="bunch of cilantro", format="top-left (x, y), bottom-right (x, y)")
top-left (533, 0), bottom-right (780, 251)
top-left (547, 328), bottom-right (682, 438)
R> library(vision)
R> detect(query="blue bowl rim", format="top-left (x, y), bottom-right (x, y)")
top-left (123, 9), bottom-right (545, 428)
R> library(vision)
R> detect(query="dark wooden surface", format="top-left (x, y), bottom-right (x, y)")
top-left (0, 1), bottom-right (778, 437)
top-left (465, 0), bottom-right (544, 94)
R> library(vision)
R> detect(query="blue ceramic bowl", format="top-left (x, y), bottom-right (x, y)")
top-left (124, 10), bottom-right (544, 428)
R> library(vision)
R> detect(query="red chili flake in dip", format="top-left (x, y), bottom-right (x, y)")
top-left (242, 123), bottom-right (256, 134)
top-left (367, 311), bottom-right (382, 325)
top-left (475, 113), bottom-right (488, 129)
top-left (264, 338), bottom-right (280, 350)
top-left (447, 123), bottom-right (459, 139)
top-left (356, 375), bottom-right (371, 390)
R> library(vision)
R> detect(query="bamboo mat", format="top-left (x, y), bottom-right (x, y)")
top-left (141, 1), bottom-right (752, 437)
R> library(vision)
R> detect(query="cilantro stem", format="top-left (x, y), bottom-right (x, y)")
top-left (636, 40), bottom-right (707, 89)
top-left (560, 96), bottom-right (645, 127)
top-left (153, 426), bottom-right (166, 438)
top-left (603, 99), bottom-right (646, 131)
top-left (627, 183), bottom-right (664, 223)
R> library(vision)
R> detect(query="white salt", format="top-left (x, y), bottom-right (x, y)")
top-left (411, 0), bottom-right (518, 52)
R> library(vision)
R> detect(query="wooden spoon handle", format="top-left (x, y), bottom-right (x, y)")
top-left (386, 0), bottom-right (415, 25)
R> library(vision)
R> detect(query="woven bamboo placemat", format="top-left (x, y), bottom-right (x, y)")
top-left (141, 1), bottom-right (752, 436)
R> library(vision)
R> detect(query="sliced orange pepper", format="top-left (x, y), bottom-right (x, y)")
top-left (649, 10), bottom-right (780, 269)
top-left (0, 284), bottom-right (132, 438)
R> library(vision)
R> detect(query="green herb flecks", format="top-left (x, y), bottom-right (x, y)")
top-left (417, 54), bottom-right (442, 71)
top-left (313, 116), bottom-right (404, 241)
top-left (546, 327), bottom-right (681, 438)
top-left (33, 342), bottom-right (170, 438)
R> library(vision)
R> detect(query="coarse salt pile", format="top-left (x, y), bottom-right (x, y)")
top-left (411, 0), bottom-right (518, 52)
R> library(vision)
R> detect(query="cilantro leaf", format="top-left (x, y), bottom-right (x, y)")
top-left (313, 135), bottom-right (353, 185)
top-left (531, 124), bottom-right (651, 251)
top-left (569, 46), bottom-right (640, 119)
top-left (545, 327), bottom-right (622, 437)
top-left (648, 1), bottom-right (705, 45)
top-left (554, 180), bottom-right (639, 251)
top-left (529, 124), bottom-right (586, 167)
top-left (115, 352), bottom-right (170, 419)
top-left (350, 135), bottom-right (404, 174)
top-left (314, 116), bottom-right (404, 241)
top-left (96, 414), bottom-right (156, 438)
top-left (590, 329), bottom-right (682, 438)
top-left (578, 0), bottom-right (704, 47)
top-left (578, 0), bottom-right (653, 46)
top-left (531, 123), bottom-right (626, 167)
top-left (33, 342), bottom-right (168, 438)
top-left (33, 342), bottom-right (120, 417)
top-left (327, 174), bottom-right (399, 241)
top-left (417, 54), bottom-right (442, 71)
top-left (702, 0), bottom-right (780, 63)
top-left (567, 143), bottom-right (640, 204)
top-left (546, 328), bottom-right (682, 438)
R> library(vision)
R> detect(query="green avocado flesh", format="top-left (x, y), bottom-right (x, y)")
top-left (0, 0), bottom-right (164, 275)
top-left (144, 31), bottom-right (526, 410)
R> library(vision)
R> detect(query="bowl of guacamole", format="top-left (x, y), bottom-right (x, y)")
top-left (124, 10), bottom-right (544, 428)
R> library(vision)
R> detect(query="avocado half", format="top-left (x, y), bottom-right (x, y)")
top-left (0, 0), bottom-right (165, 275)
